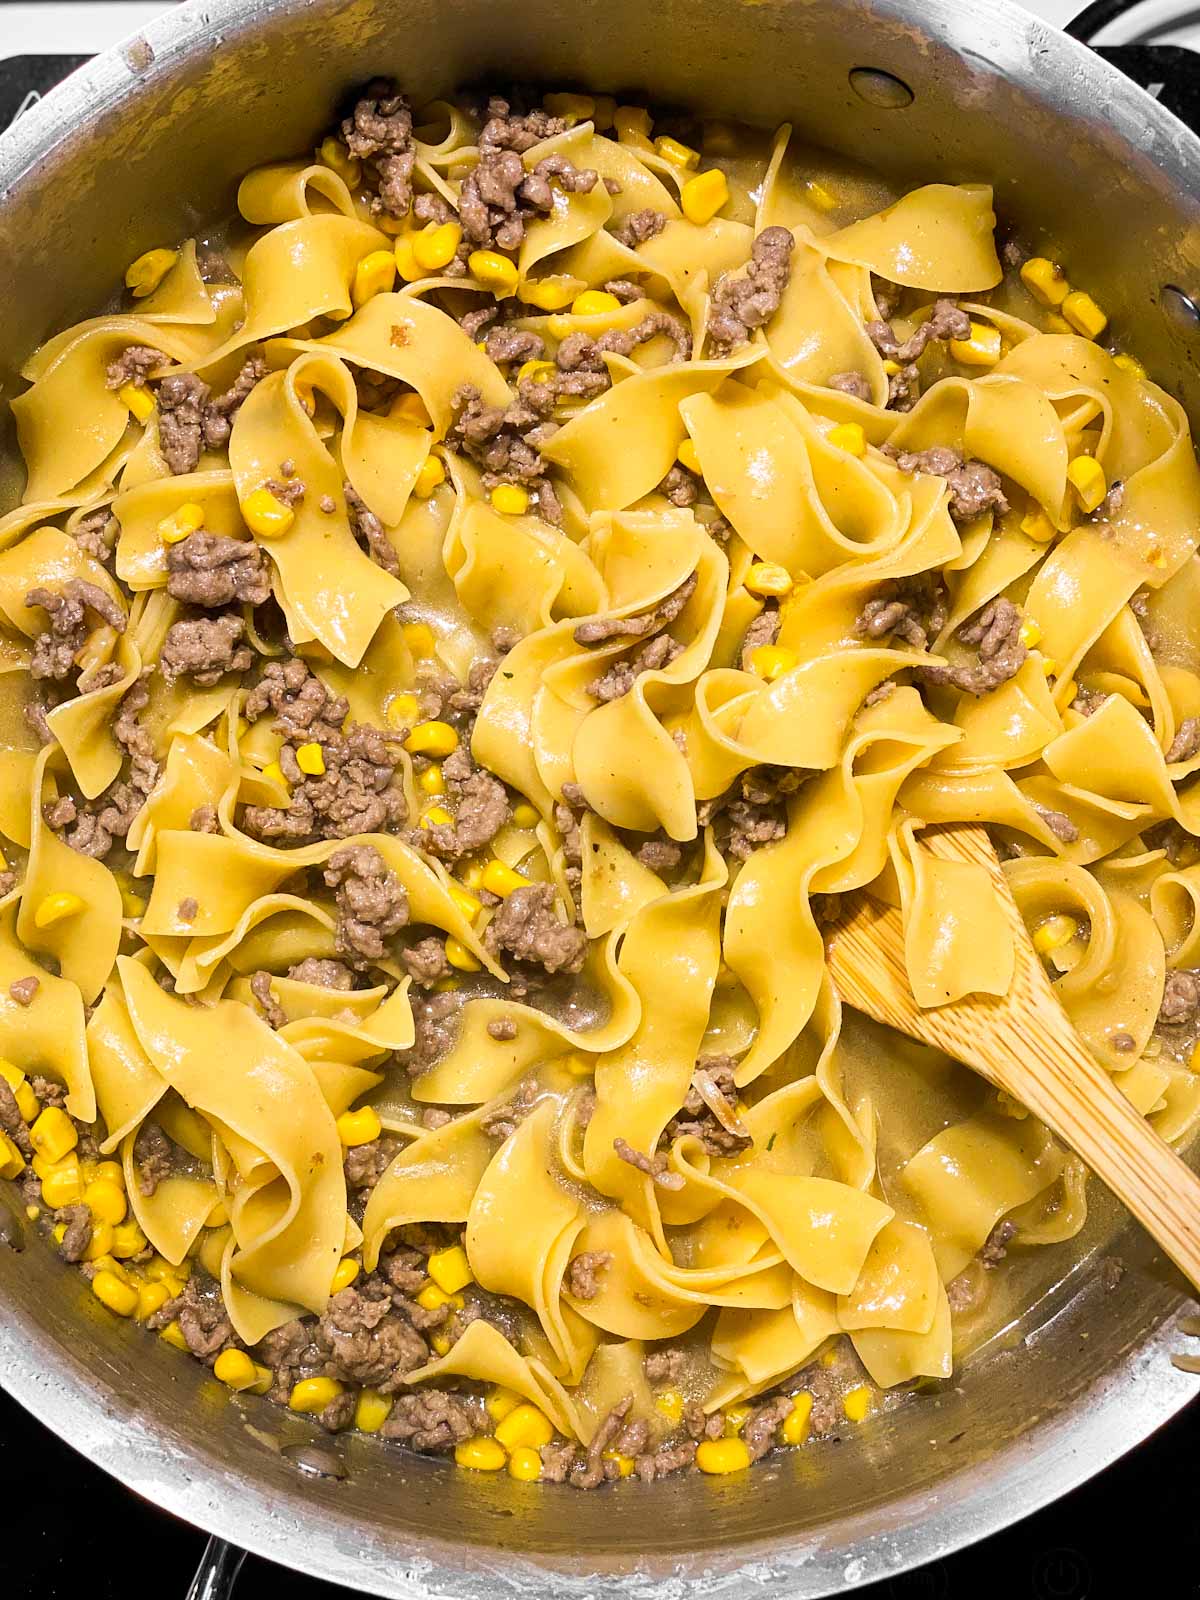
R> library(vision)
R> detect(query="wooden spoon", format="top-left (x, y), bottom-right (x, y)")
top-left (825, 822), bottom-right (1200, 1293)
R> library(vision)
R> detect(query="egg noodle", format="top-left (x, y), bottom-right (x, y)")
top-left (3, 86), bottom-right (1200, 1476)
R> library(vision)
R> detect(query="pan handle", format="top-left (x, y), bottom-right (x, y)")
top-left (186, 1536), bottom-right (247, 1600)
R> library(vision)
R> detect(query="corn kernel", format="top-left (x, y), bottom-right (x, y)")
top-left (445, 937), bottom-right (481, 972)
top-left (614, 106), bottom-right (653, 148)
top-left (92, 1269), bottom-right (138, 1317)
top-left (352, 249), bottom-right (398, 308)
top-left (1040, 657), bottom-right (1060, 680)
top-left (159, 1319), bottom-right (190, 1351)
top-left (655, 1388), bottom-right (684, 1423)
top-left (403, 622), bottom-right (437, 658)
top-left (30, 1107), bottom-right (78, 1164)
top-left (455, 1436), bottom-right (507, 1471)
top-left (696, 1437), bottom-right (751, 1474)
top-left (745, 561), bottom-right (792, 599)
top-left (507, 1444), bottom-right (543, 1481)
top-left (413, 221), bottom-right (464, 273)
top-left (1019, 619), bottom-right (1042, 648)
top-left (135, 1281), bottom-right (172, 1322)
top-left (1067, 454), bottom-right (1107, 512)
top-left (84, 1178), bottom-right (127, 1226)
top-left (331, 1256), bottom-right (360, 1293)
top-left (420, 806), bottom-right (454, 831)
top-left (448, 883), bottom-right (481, 921)
top-left (511, 802), bottom-right (540, 828)
top-left (387, 692), bottom-right (421, 730)
top-left (157, 502), bottom-right (205, 545)
top-left (261, 760), bottom-right (290, 797)
top-left (214, 1349), bottom-right (271, 1393)
top-left (1019, 257), bottom-right (1071, 308)
top-left (602, 1449), bottom-right (636, 1477)
top-left (1021, 506), bottom-right (1057, 543)
top-left (0, 1131), bottom-right (24, 1180)
top-left (242, 488), bottom-right (295, 540)
top-left (481, 859), bottom-right (531, 898)
top-left (416, 1281), bottom-right (456, 1312)
top-left (83, 1220), bottom-right (114, 1262)
top-left (111, 1219), bottom-right (149, 1259)
top-left (749, 644), bottom-right (800, 681)
top-left (40, 1156), bottom-right (83, 1207)
top-left (882, 358), bottom-right (902, 375)
top-left (680, 168), bottom-right (729, 226)
top-left (1062, 291), bottom-right (1108, 340)
top-left (1044, 313), bottom-right (1073, 334)
top-left (805, 179), bottom-right (837, 212)
top-left (355, 1389), bottom-right (394, 1432)
top-left (516, 359), bottom-right (557, 387)
top-left (1033, 914), bottom-right (1077, 953)
top-left (0, 1063), bottom-right (38, 1122)
top-left (90, 1160), bottom-right (124, 1186)
top-left (518, 277), bottom-right (582, 311)
top-left (780, 1393), bottom-right (813, 1445)
top-left (119, 382), bottom-right (156, 423)
top-left (25, 1204), bottom-right (40, 1220)
top-left (723, 1403), bottom-right (752, 1436)
top-left (295, 741), bottom-right (326, 776)
top-left (468, 250), bottom-right (519, 297)
top-left (462, 863), bottom-right (485, 891)
top-left (843, 1385), bottom-right (872, 1423)
top-left (337, 1106), bottom-right (382, 1147)
top-left (676, 438), bottom-right (701, 475)
top-left (828, 421), bottom-right (867, 457)
top-left (33, 891), bottom-right (85, 930)
top-left (495, 1404), bottom-right (554, 1451)
top-left (125, 247), bottom-right (179, 298)
top-left (563, 1052), bottom-right (593, 1077)
top-left (393, 236), bottom-right (421, 282)
top-left (405, 720), bottom-right (459, 759)
top-left (571, 290), bottom-right (622, 318)
top-left (949, 320), bottom-right (1002, 367)
top-left (289, 1377), bottom-right (345, 1414)
top-left (486, 1387), bottom-right (522, 1422)
top-left (427, 1244), bottom-right (474, 1294)
top-left (490, 483), bottom-right (530, 516)
top-left (543, 92), bottom-right (595, 125)
top-left (412, 455), bottom-right (446, 498)
top-left (390, 391), bottom-right (432, 427)
top-left (1113, 352), bottom-right (1147, 379)
top-left (653, 134), bottom-right (699, 169)
top-left (418, 764), bottom-right (446, 796)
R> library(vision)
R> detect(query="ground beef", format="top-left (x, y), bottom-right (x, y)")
top-left (575, 572), bottom-right (697, 649)
top-left (56, 1205), bottom-right (93, 1262)
top-left (683, 1400), bottom-right (725, 1442)
top-left (343, 1135), bottom-right (401, 1192)
top-left (72, 509), bottom-right (118, 565)
top-left (156, 1272), bottom-right (235, 1363)
top-left (828, 371), bottom-right (871, 402)
top-left (417, 748), bottom-right (510, 861)
top-left (25, 580), bottom-right (125, 680)
top-left (613, 1136), bottom-right (684, 1191)
top-left (917, 598), bottom-right (1026, 697)
top-left (133, 1121), bottom-right (173, 1197)
top-left (320, 1281), bottom-right (429, 1390)
top-left (486, 1017), bottom-right (517, 1041)
top-left (106, 345), bottom-right (164, 389)
top-left (867, 298), bottom-right (970, 370)
top-left (1167, 718), bottom-right (1200, 764)
top-left (9, 976), bottom-right (38, 1007)
top-left (708, 227), bottom-right (794, 353)
top-left (341, 79), bottom-right (416, 218)
top-left (981, 1219), bottom-right (1017, 1267)
top-left (244, 658), bottom-right (347, 744)
top-left (634, 1438), bottom-right (697, 1482)
top-left (1159, 969), bottom-right (1200, 1027)
top-left (612, 208), bottom-right (667, 249)
top-left (324, 844), bottom-right (410, 967)
top-left (484, 326), bottom-right (545, 366)
top-left (554, 311), bottom-right (692, 381)
top-left (740, 601), bottom-right (780, 670)
top-left (53, 671), bottom-right (159, 860)
top-left (403, 990), bottom-right (461, 1076)
top-left (190, 804), bottom-right (218, 832)
top-left (1034, 802), bottom-right (1079, 844)
top-left (0, 1079), bottom-right (33, 1159)
top-left (539, 1440), bottom-right (578, 1483)
top-left (662, 1055), bottom-right (752, 1156)
top-left (634, 835), bottom-right (682, 872)
top-left (659, 464), bottom-right (700, 507)
top-left (344, 482), bottom-right (400, 575)
top-left (381, 1390), bottom-right (480, 1450)
top-left (565, 1250), bottom-right (612, 1300)
top-left (742, 1394), bottom-right (793, 1462)
top-left (588, 632), bottom-right (682, 702)
top-left (857, 573), bottom-right (948, 651)
top-left (457, 98), bottom-right (597, 252)
top-left (155, 358), bottom-right (266, 475)
top-left (160, 614), bottom-right (251, 686)
top-left (480, 1078), bottom-right (539, 1142)
top-left (483, 883), bottom-right (587, 975)
top-left (884, 444), bottom-right (1010, 523)
top-left (699, 766), bottom-right (802, 863)
top-left (570, 1395), bottom-right (633, 1489)
top-left (644, 1348), bottom-right (685, 1386)
top-left (165, 532), bottom-right (272, 608)
top-left (249, 970), bottom-right (286, 1028)
top-left (401, 936), bottom-right (450, 988)
top-left (288, 957), bottom-right (356, 989)
top-left (603, 279), bottom-right (642, 304)
top-left (447, 384), bottom-right (561, 520)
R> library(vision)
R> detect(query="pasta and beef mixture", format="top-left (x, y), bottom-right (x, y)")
top-left (2, 79), bottom-right (1199, 1488)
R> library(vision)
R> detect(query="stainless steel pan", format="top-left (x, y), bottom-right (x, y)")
top-left (2, 1), bottom-right (1200, 1592)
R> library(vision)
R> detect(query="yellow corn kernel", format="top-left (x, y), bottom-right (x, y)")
top-left (544, 92), bottom-right (595, 124)
top-left (336, 1106), bottom-right (382, 1147)
top-left (355, 1389), bottom-right (394, 1433)
top-left (40, 1157), bottom-right (83, 1208)
top-left (462, 863), bottom-right (485, 891)
top-left (1067, 453), bottom-right (1107, 512)
top-left (294, 741), bottom-right (326, 776)
top-left (481, 859), bottom-right (531, 898)
top-left (146, 1254), bottom-right (183, 1283)
top-left (448, 883), bottom-right (481, 921)
top-left (681, 168), bottom-right (729, 226)
top-left (805, 179), bottom-right (837, 212)
top-left (602, 1449), bottom-right (636, 1477)
top-left (949, 320), bottom-right (1002, 367)
top-left (352, 249), bottom-right (398, 308)
top-left (111, 1219), bottom-right (149, 1260)
top-left (508, 1445), bottom-right (543, 1481)
top-left (455, 1436), bottom-right (507, 1471)
top-left (1019, 619), bottom-right (1042, 648)
top-left (90, 1159), bottom-right (124, 1187)
top-left (416, 1281), bottom-right (457, 1312)
top-left (331, 1256), bottom-right (360, 1294)
top-left (445, 937), bottom-right (482, 973)
top-left (563, 1052), bottom-right (593, 1077)
top-left (1033, 914), bottom-right (1077, 954)
top-left (390, 391), bottom-right (432, 427)
top-left (83, 1178), bottom-right (127, 1227)
top-left (1021, 506), bottom-right (1057, 543)
top-left (83, 1221), bottom-right (114, 1262)
top-left (495, 1403), bottom-right (554, 1451)
top-left (241, 488), bottom-right (295, 540)
top-left (780, 1393), bottom-right (813, 1445)
top-left (486, 1386), bottom-right (522, 1422)
top-left (1062, 290), bottom-right (1108, 340)
top-left (655, 1388), bottom-right (684, 1423)
top-left (1044, 313), bottom-right (1073, 334)
top-left (290, 1377), bottom-right (344, 1414)
top-left (119, 382), bottom-right (156, 423)
top-left (468, 250), bottom-right (520, 297)
top-left (749, 644), bottom-right (800, 682)
top-left (696, 1437), bottom-right (751, 1474)
top-left (157, 502), bottom-right (205, 545)
top-left (392, 235), bottom-right (422, 282)
top-left (316, 135), bottom-right (361, 186)
top-left (24, 1204), bottom-right (40, 1220)
top-left (135, 1281), bottom-right (172, 1322)
top-left (0, 1131), bottom-right (24, 1180)
top-left (0, 1062), bottom-right (38, 1123)
top-left (518, 276), bottom-right (582, 311)
top-left (1039, 657), bottom-right (1060, 680)
top-left (676, 438), bottom-right (701, 475)
top-left (420, 809), bottom-right (453, 836)
top-left (402, 623), bottom-right (436, 659)
top-left (511, 802), bottom-right (540, 828)
top-left (1019, 256), bottom-right (1071, 308)
top-left (882, 357), bottom-right (902, 376)
top-left (30, 1106), bottom-right (78, 1164)
top-left (260, 760), bottom-right (291, 801)
top-left (828, 421), bottom-right (867, 457)
top-left (490, 483), bottom-right (530, 516)
top-left (571, 289), bottom-right (622, 318)
top-left (516, 359), bottom-right (557, 387)
top-left (418, 765), bottom-right (446, 798)
top-left (1113, 351), bottom-right (1146, 379)
top-left (413, 221), bottom-right (464, 272)
top-left (428, 1243), bottom-right (474, 1294)
top-left (412, 455), bottom-right (446, 499)
top-left (614, 106), bottom-right (653, 149)
top-left (92, 1269), bottom-right (138, 1317)
top-left (33, 891), bottom-right (85, 930)
top-left (842, 1385), bottom-right (872, 1423)
top-left (744, 562), bottom-right (792, 599)
top-left (386, 692), bottom-right (421, 730)
top-left (159, 1319), bottom-right (190, 1351)
top-left (214, 1348), bottom-right (271, 1393)
top-left (405, 719), bottom-right (459, 759)
top-left (125, 247), bottom-right (179, 298)
top-left (723, 1403), bottom-right (752, 1436)
top-left (653, 134), bottom-right (699, 169)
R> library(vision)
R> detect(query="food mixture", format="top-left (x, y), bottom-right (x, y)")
top-left (1, 79), bottom-right (1198, 1489)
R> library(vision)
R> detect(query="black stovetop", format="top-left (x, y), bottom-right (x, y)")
top-left (3, 10), bottom-right (1200, 1596)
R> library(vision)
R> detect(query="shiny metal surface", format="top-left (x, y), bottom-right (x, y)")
top-left (1, 1), bottom-right (1199, 1592)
